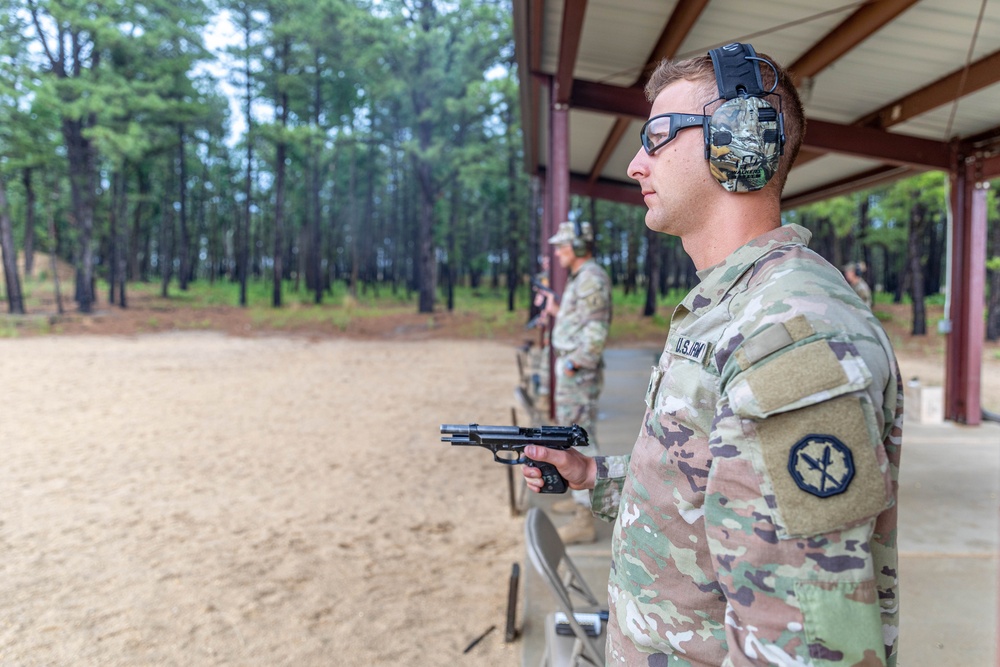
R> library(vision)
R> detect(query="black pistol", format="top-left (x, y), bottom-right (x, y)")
top-left (439, 423), bottom-right (589, 493)
top-left (530, 278), bottom-right (560, 304)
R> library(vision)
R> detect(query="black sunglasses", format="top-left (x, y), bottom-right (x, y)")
top-left (639, 113), bottom-right (708, 155)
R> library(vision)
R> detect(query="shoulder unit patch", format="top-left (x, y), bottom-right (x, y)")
top-left (787, 434), bottom-right (855, 498)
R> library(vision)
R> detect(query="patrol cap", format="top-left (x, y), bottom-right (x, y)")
top-left (547, 221), bottom-right (594, 246)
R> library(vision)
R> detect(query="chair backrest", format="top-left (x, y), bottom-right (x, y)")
top-left (524, 507), bottom-right (605, 665)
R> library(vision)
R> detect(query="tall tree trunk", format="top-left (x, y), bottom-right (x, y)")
top-left (0, 177), bottom-right (25, 314)
top-left (364, 131), bottom-right (378, 297)
top-left (309, 49), bottom-right (323, 305)
top-left (643, 224), bottom-right (660, 316)
top-left (114, 168), bottom-right (128, 308)
top-left (129, 166), bottom-right (149, 281)
top-left (63, 117), bottom-right (97, 313)
top-left (22, 168), bottom-right (36, 278)
top-left (47, 184), bottom-right (64, 315)
top-left (907, 198), bottom-right (928, 335)
top-left (177, 124), bottom-right (191, 291)
top-left (160, 189), bottom-right (175, 298)
top-left (108, 168), bottom-right (121, 305)
top-left (986, 194), bottom-right (1000, 341)
top-left (625, 225), bottom-right (639, 295)
top-left (415, 157), bottom-right (436, 313)
top-left (271, 35), bottom-right (290, 308)
top-left (238, 6), bottom-right (254, 307)
top-left (924, 218), bottom-right (943, 295)
top-left (858, 194), bottom-right (872, 289)
top-left (505, 114), bottom-right (519, 313)
top-left (349, 141), bottom-right (360, 298)
top-left (444, 171), bottom-right (460, 311)
top-left (272, 142), bottom-right (286, 307)
top-left (412, 0), bottom-right (437, 314)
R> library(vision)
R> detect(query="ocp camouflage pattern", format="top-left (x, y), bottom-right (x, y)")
top-left (853, 277), bottom-right (873, 308)
top-left (709, 96), bottom-right (780, 192)
top-left (552, 258), bottom-right (612, 449)
top-left (591, 224), bottom-right (903, 666)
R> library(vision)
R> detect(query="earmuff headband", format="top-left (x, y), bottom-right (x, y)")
top-left (709, 42), bottom-right (765, 100)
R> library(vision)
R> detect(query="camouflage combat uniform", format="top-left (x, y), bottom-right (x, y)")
top-left (551, 258), bottom-right (612, 449)
top-left (591, 224), bottom-right (903, 666)
top-left (852, 277), bottom-right (873, 308)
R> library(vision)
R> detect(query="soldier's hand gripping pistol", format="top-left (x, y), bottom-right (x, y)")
top-left (439, 423), bottom-right (589, 493)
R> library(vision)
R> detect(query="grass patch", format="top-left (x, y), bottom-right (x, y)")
top-left (0, 314), bottom-right (55, 337)
top-left (250, 304), bottom-right (357, 332)
top-left (873, 309), bottom-right (893, 323)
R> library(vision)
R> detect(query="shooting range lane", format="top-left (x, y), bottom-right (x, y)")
top-left (0, 333), bottom-right (524, 666)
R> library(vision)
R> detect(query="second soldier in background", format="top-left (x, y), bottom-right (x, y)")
top-left (535, 220), bottom-right (612, 544)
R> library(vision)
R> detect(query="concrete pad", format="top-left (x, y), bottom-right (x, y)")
top-left (898, 554), bottom-right (997, 666)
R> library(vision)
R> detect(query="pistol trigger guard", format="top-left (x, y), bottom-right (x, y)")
top-left (492, 452), bottom-right (525, 466)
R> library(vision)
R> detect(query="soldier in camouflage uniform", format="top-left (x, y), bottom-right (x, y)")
top-left (536, 221), bottom-right (613, 544)
top-left (844, 261), bottom-right (874, 308)
top-left (524, 45), bottom-right (903, 666)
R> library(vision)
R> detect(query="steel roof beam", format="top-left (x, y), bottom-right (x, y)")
top-left (803, 119), bottom-right (951, 170)
top-left (635, 0), bottom-right (710, 86)
top-left (570, 79), bottom-right (951, 170)
top-left (780, 165), bottom-right (918, 210)
top-left (554, 0), bottom-right (587, 104)
top-left (588, 118), bottom-right (632, 186)
top-left (857, 49), bottom-right (1000, 130)
top-left (586, 0), bottom-right (707, 183)
top-left (571, 79), bottom-right (650, 118)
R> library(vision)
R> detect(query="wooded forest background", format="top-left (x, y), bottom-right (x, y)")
top-left (1, 0), bottom-right (999, 339)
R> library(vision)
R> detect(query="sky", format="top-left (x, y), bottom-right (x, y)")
top-left (198, 10), bottom-right (250, 146)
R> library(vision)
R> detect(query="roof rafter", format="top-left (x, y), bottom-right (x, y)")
top-left (857, 48), bottom-right (1000, 129)
top-left (633, 0), bottom-right (710, 87)
top-left (588, 118), bottom-right (632, 186)
top-left (584, 0), bottom-right (707, 184)
top-left (781, 165), bottom-right (918, 209)
top-left (570, 79), bottom-right (953, 167)
top-left (554, 0), bottom-right (587, 104)
top-left (571, 79), bottom-right (648, 117)
top-left (803, 119), bottom-right (951, 169)
top-left (796, 47), bottom-right (1000, 168)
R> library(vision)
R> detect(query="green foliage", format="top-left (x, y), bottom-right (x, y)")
top-left (795, 194), bottom-right (860, 239)
top-left (0, 0), bottom-right (985, 331)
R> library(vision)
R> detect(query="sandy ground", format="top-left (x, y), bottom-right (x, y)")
top-left (0, 332), bottom-right (997, 667)
top-left (0, 334), bottom-right (527, 667)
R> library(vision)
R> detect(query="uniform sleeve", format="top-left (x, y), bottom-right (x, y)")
top-left (705, 330), bottom-right (897, 665)
top-left (591, 454), bottom-right (629, 522)
top-left (564, 271), bottom-right (611, 370)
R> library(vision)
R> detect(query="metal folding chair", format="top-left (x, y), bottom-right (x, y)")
top-left (524, 507), bottom-right (606, 666)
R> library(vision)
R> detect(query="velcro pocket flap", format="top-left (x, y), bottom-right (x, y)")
top-left (728, 339), bottom-right (872, 419)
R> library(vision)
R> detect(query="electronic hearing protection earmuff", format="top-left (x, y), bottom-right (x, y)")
top-left (571, 220), bottom-right (593, 257)
top-left (704, 42), bottom-right (785, 192)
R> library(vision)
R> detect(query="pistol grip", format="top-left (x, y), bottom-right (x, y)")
top-left (525, 457), bottom-right (568, 494)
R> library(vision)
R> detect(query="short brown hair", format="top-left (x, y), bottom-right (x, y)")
top-left (644, 51), bottom-right (805, 194)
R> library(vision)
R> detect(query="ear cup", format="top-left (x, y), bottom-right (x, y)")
top-left (572, 221), bottom-right (593, 257)
top-left (707, 96), bottom-right (781, 192)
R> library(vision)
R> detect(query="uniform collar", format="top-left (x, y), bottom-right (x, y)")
top-left (680, 224), bottom-right (812, 317)
top-left (569, 257), bottom-right (595, 279)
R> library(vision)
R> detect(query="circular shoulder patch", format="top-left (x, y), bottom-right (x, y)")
top-left (787, 434), bottom-right (855, 498)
